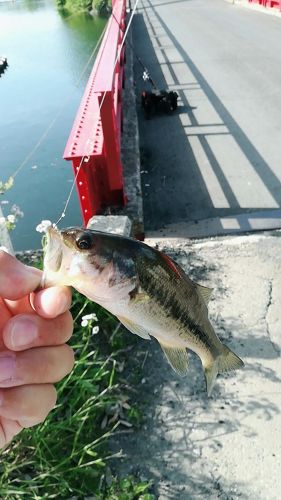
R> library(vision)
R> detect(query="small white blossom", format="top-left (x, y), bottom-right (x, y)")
top-left (36, 220), bottom-right (53, 233)
top-left (92, 326), bottom-right (99, 335)
top-left (7, 214), bottom-right (16, 224)
top-left (143, 70), bottom-right (150, 81)
top-left (82, 313), bottom-right (98, 322)
top-left (81, 313), bottom-right (99, 328)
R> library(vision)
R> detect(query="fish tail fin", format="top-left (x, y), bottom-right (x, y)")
top-left (204, 345), bottom-right (244, 396)
top-left (218, 344), bottom-right (244, 374)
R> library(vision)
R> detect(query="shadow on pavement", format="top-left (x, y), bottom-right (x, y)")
top-left (133, 0), bottom-right (281, 235)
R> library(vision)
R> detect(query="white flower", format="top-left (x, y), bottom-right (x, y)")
top-left (92, 326), bottom-right (99, 335)
top-left (143, 70), bottom-right (150, 81)
top-left (7, 214), bottom-right (16, 224)
top-left (81, 313), bottom-right (98, 328)
top-left (36, 220), bottom-right (53, 233)
top-left (82, 313), bottom-right (98, 322)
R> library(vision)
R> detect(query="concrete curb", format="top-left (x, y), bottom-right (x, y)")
top-left (146, 209), bottom-right (281, 240)
top-left (87, 214), bottom-right (132, 237)
top-left (119, 20), bottom-right (144, 239)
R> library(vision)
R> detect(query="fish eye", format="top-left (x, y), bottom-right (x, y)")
top-left (76, 233), bottom-right (92, 250)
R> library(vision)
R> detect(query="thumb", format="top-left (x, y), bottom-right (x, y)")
top-left (0, 250), bottom-right (41, 300)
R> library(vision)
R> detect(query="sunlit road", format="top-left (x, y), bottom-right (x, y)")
top-left (133, 0), bottom-right (281, 236)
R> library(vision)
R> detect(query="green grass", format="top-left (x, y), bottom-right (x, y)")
top-left (0, 289), bottom-right (154, 499)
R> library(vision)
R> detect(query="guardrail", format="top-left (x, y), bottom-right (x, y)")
top-left (63, 0), bottom-right (126, 225)
top-left (248, 0), bottom-right (281, 11)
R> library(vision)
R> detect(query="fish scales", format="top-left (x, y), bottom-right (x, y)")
top-left (42, 226), bottom-right (244, 395)
top-left (133, 254), bottom-right (221, 357)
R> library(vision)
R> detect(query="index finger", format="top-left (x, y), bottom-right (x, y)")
top-left (0, 251), bottom-right (41, 300)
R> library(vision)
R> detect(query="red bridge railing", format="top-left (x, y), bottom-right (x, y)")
top-left (248, 0), bottom-right (281, 11)
top-left (63, 0), bottom-right (126, 225)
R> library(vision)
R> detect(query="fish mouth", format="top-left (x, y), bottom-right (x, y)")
top-left (41, 225), bottom-right (64, 287)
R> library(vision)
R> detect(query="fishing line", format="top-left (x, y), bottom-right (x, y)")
top-left (55, 0), bottom-right (140, 226)
top-left (112, 11), bottom-right (158, 90)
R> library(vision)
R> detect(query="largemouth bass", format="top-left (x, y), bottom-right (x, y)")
top-left (42, 226), bottom-right (244, 395)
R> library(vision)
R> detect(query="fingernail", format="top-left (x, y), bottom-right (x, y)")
top-left (39, 287), bottom-right (69, 316)
top-left (0, 354), bottom-right (16, 382)
top-left (9, 318), bottom-right (38, 348)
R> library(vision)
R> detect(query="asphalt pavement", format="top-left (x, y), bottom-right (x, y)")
top-left (133, 0), bottom-right (281, 237)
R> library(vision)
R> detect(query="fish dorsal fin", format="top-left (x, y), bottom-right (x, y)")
top-left (159, 342), bottom-right (189, 376)
top-left (161, 253), bottom-right (182, 277)
top-left (117, 316), bottom-right (151, 340)
top-left (161, 253), bottom-right (213, 306)
top-left (195, 283), bottom-right (213, 305)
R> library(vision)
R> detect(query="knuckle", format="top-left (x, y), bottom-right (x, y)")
top-left (55, 311), bottom-right (74, 343)
top-left (41, 345), bottom-right (74, 382)
top-left (57, 344), bottom-right (75, 377)
top-left (21, 385), bottom-right (57, 427)
top-left (44, 384), bottom-right (57, 412)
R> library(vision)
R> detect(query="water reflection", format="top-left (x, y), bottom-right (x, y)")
top-left (0, 0), bottom-right (106, 250)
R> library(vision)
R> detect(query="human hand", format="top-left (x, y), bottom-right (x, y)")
top-left (0, 250), bottom-right (74, 447)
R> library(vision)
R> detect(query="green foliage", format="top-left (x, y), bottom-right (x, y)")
top-left (93, 0), bottom-right (110, 15)
top-left (0, 288), bottom-right (152, 498)
top-left (104, 475), bottom-right (155, 500)
top-left (56, 0), bottom-right (110, 15)
top-left (127, 406), bottom-right (143, 427)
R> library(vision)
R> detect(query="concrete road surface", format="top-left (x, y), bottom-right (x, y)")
top-left (112, 233), bottom-right (281, 499)
top-left (133, 0), bottom-right (281, 237)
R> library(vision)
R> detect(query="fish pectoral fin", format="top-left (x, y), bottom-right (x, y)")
top-left (204, 359), bottom-right (219, 397)
top-left (117, 316), bottom-right (151, 340)
top-left (195, 283), bottom-right (213, 305)
top-left (159, 342), bottom-right (189, 377)
top-left (130, 291), bottom-right (150, 304)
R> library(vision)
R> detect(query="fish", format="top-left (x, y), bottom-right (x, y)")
top-left (42, 226), bottom-right (244, 396)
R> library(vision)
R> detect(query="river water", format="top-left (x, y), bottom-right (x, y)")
top-left (0, 0), bottom-right (106, 250)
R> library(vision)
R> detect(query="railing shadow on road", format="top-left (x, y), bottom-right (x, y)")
top-left (133, 0), bottom-right (281, 236)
